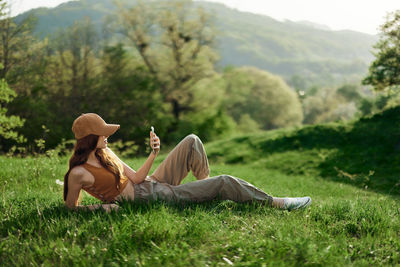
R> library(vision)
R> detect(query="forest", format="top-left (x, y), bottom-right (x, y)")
top-left (0, 0), bottom-right (398, 156)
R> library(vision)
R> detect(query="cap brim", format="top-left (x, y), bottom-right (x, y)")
top-left (101, 124), bottom-right (120, 137)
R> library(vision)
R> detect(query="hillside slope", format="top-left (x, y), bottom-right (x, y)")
top-left (206, 107), bottom-right (400, 195)
top-left (16, 0), bottom-right (378, 86)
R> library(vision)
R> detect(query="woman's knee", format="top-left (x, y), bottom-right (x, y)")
top-left (184, 134), bottom-right (200, 142)
top-left (181, 134), bottom-right (201, 147)
top-left (218, 174), bottom-right (236, 184)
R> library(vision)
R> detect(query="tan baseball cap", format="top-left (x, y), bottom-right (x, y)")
top-left (72, 113), bottom-right (120, 140)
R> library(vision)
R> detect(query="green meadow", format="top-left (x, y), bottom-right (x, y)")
top-left (1, 107), bottom-right (400, 266)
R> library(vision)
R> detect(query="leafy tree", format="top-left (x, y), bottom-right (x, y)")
top-left (171, 74), bottom-right (235, 141)
top-left (363, 10), bottom-right (400, 91)
top-left (0, 0), bottom-right (36, 80)
top-left (223, 67), bottom-right (303, 130)
top-left (358, 89), bottom-right (400, 116)
top-left (8, 19), bottom-right (101, 149)
top-left (0, 63), bottom-right (25, 145)
top-left (236, 114), bottom-right (261, 133)
top-left (336, 84), bottom-right (362, 102)
top-left (116, 0), bottom-right (217, 123)
top-left (97, 43), bottom-right (172, 151)
top-left (48, 18), bottom-right (100, 112)
top-left (302, 84), bottom-right (360, 124)
top-left (0, 0), bottom-right (27, 151)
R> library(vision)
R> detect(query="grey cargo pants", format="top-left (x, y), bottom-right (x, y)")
top-left (133, 134), bottom-right (273, 205)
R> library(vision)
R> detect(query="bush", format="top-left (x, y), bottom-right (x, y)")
top-left (0, 73), bottom-right (25, 152)
top-left (222, 66), bottom-right (303, 130)
top-left (302, 85), bottom-right (362, 124)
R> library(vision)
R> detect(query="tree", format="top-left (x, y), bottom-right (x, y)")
top-left (97, 43), bottom-right (172, 150)
top-left (363, 10), bottom-right (400, 91)
top-left (0, 0), bottom-right (36, 81)
top-left (302, 84), bottom-right (360, 124)
top-left (0, 63), bottom-right (25, 146)
top-left (0, 0), bottom-right (26, 151)
top-left (48, 18), bottom-right (99, 112)
top-left (6, 19), bottom-right (101, 150)
top-left (223, 67), bottom-right (303, 130)
top-left (171, 73), bottom-right (235, 141)
top-left (116, 0), bottom-right (217, 123)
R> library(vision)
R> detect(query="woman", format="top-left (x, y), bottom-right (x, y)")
top-left (64, 113), bottom-right (311, 212)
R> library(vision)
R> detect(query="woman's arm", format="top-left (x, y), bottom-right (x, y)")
top-left (106, 131), bottom-right (160, 184)
top-left (64, 168), bottom-right (83, 209)
top-left (128, 151), bottom-right (157, 184)
top-left (75, 203), bottom-right (119, 212)
top-left (108, 148), bottom-right (156, 184)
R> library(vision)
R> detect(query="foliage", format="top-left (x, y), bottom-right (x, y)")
top-left (108, 139), bottom-right (139, 158)
top-left (95, 43), bottom-right (171, 149)
top-left (116, 0), bottom-right (218, 123)
top-left (1, 119), bottom-right (400, 264)
top-left (358, 89), bottom-right (400, 117)
top-left (0, 0), bottom-right (382, 155)
top-left (302, 84), bottom-right (363, 124)
top-left (48, 18), bottom-right (100, 112)
top-left (16, 0), bottom-right (377, 88)
top-left (0, 0), bottom-right (36, 80)
top-left (336, 84), bottom-right (363, 102)
top-left (4, 18), bottom-right (100, 150)
top-left (48, 138), bottom-right (76, 157)
top-left (0, 1), bottom-right (45, 151)
top-left (0, 63), bottom-right (25, 146)
top-left (167, 74), bottom-right (235, 142)
top-left (5, 19), bottom-right (172, 152)
top-left (236, 114), bottom-right (261, 133)
top-left (222, 66), bottom-right (303, 130)
top-left (363, 10), bottom-right (400, 91)
top-left (207, 105), bottom-right (400, 195)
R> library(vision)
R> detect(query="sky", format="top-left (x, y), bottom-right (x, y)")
top-left (10, 0), bottom-right (400, 35)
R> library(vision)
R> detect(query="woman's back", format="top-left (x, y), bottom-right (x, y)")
top-left (80, 163), bottom-right (129, 202)
top-left (67, 163), bottom-right (134, 206)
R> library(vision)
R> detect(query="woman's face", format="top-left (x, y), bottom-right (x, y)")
top-left (96, 135), bottom-right (108, 149)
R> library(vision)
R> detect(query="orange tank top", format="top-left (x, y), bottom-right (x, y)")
top-left (81, 163), bottom-right (129, 203)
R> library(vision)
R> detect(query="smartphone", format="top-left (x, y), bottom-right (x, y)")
top-left (151, 126), bottom-right (155, 152)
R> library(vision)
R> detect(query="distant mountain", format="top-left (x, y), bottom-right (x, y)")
top-left (296, 20), bottom-right (331, 31)
top-left (16, 0), bottom-right (379, 87)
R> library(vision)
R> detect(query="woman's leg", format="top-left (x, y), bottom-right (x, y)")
top-left (150, 134), bottom-right (210, 185)
top-left (152, 174), bottom-right (274, 205)
top-left (135, 175), bottom-right (311, 210)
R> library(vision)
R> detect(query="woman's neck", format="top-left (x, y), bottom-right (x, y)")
top-left (87, 150), bottom-right (99, 164)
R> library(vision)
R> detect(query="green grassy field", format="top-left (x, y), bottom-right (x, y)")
top-left (1, 107), bottom-right (400, 266)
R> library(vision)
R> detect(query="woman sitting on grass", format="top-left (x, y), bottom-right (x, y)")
top-left (64, 113), bottom-right (312, 212)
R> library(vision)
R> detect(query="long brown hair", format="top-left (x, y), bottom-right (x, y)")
top-left (63, 134), bottom-right (126, 201)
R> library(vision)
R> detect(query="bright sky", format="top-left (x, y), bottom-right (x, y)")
top-left (11, 0), bottom-right (400, 35)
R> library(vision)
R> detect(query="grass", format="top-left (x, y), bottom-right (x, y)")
top-left (1, 107), bottom-right (400, 266)
top-left (206, 106), bottom-right (400, 195)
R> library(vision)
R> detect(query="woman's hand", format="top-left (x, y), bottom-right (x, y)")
top-left (102, 204), bottom-right (119, 213)
top-left (150, 131), bottom-right (161, 155)
top-left (74, 203), bottom-right (119, 213)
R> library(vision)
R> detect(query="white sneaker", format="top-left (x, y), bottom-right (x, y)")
top-left (283, 197), bottom-right (312, 211)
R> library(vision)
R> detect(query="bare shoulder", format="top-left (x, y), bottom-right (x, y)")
top-left (69, 165), bottom-right (86, 178)
top-left (69, 165), bottom-right (94, 186)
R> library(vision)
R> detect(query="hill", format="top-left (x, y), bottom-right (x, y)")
top-left (206, 106), bottom-right (400, 196)
top-left (16, 0), bottom-right (378, 87)
top-left (1, 106), bottom-right (400, 265)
